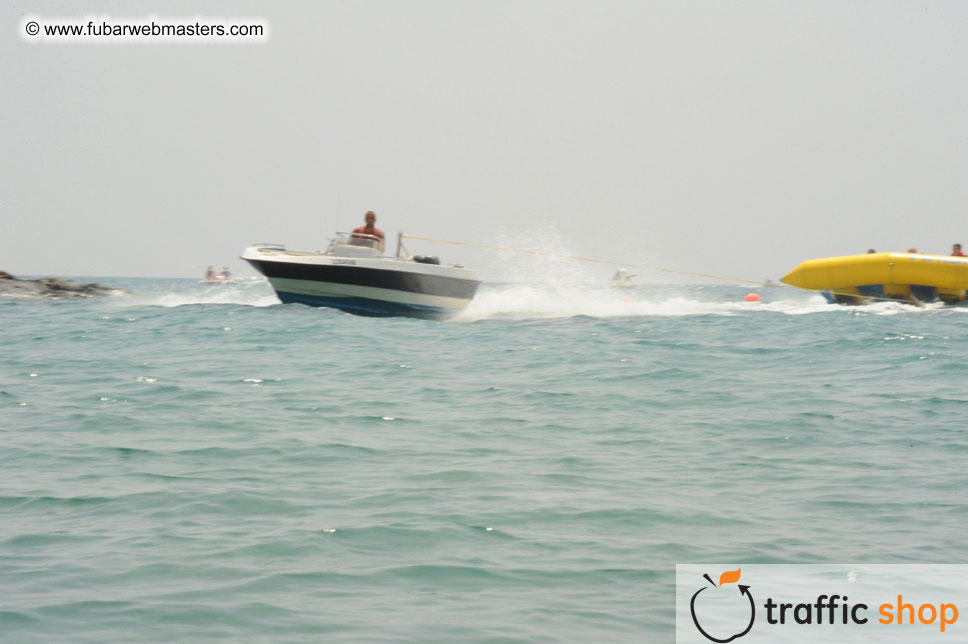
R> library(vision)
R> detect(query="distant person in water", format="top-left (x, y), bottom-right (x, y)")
top-left (206, 266), bottom-right (216, 280)
top-left (867, 249), bottom-right (876, 254)
top-left (351, 210), bottom-right (386, 251)
top-left (952, 244), bottom-right (966, 257)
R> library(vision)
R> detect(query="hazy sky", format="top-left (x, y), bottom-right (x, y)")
top-left (3, 1), bottom-right (966, 282)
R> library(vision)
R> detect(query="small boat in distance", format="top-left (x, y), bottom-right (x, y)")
top-left (201, 266), bottom-right (232, 285)
top-left (610, 268), bottom-right (636, 289)
top-left (782, 251), bottom-right (968, 304)
top-left (241, 232), bottom-right (481, 320)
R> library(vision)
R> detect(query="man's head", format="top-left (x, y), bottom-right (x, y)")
top-left (955, 244), bottom-right (963, 253)
top-left (365, 211), bottom-right (376, 225)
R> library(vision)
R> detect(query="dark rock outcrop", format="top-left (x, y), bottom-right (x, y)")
top-left (0, 271), bottom-right (125, 299)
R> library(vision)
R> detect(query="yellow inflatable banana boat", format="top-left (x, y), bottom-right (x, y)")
top-left (782, 252), bottom-right (968, 304)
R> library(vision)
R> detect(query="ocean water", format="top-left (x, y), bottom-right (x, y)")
top-left (3, 277), bottom-right (968, 643)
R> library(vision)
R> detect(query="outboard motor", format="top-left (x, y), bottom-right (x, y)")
top-left (413, 255), bottom-right (440, 265)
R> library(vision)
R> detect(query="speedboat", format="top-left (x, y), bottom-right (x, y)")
top-left (241, 232), bottom-right (481, 319)
top-left (782, 251), bottom-right (968, 304)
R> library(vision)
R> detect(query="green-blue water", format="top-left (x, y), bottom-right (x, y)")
top-left (3, 277), bottom-right (968, 642)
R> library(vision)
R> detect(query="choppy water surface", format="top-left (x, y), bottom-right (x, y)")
top-left (3, 277), bottom-right (968, 642)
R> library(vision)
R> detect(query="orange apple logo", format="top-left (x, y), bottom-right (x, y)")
top-left (690, 569), bottom-right (755, 643)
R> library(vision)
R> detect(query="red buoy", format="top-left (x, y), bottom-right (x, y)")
top-left (744, 293), bottom-right (760, 302)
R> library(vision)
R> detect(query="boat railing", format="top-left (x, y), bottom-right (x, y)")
top-left (253, 243), bottom-right (286, 250)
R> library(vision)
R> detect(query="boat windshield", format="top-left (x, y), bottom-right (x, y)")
top-left (328, 232), bottom-right (386, 257)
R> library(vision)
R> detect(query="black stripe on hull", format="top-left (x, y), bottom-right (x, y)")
top-left (276, 291), bottom-right (458, 320)
top-left (246, 259), bottom-right (480, 300)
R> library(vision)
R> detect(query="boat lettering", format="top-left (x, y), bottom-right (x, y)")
top-left (333, 259), bottom-right (357, 265)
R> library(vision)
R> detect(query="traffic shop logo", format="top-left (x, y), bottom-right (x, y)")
top-left (689, 568), bottom-right (755, 643)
